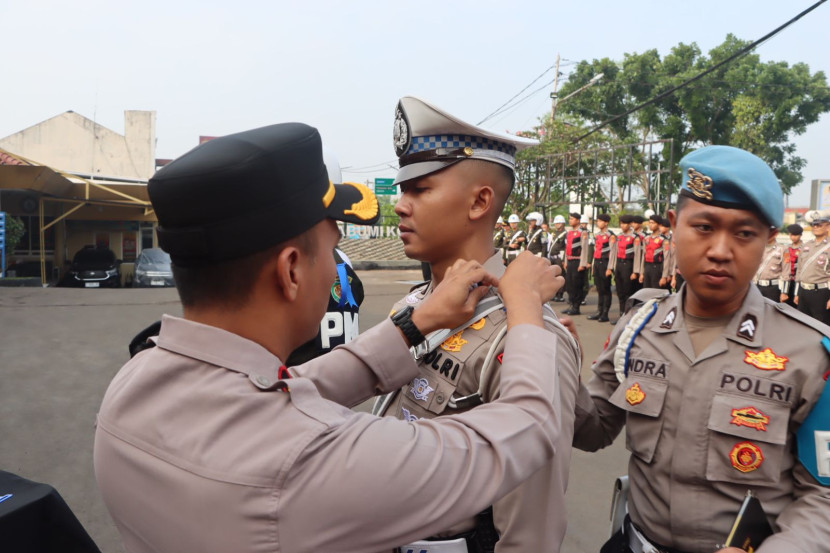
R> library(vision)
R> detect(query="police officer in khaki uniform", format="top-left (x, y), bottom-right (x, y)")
top-left (94, 122), bottom-right (572, 553)
top-left (781, 223), bottom-right (803, 307)
top-left (752, 233), bottom-right (787, 303)
top-left (379, 96), bottom-right (582, 553)
top-left (794, 214), bottom-right (830, 324)
top-left (573, 145), bottom-right (830, 553)
top-left (525, 212), bottom-right (547, 256)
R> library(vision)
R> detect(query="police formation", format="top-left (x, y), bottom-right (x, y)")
top-left (93, 92), bottom-right (830, 553)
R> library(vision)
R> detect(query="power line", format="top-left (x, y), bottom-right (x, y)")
top-left (574, 0), bottom-right (827, 143)
top-left (478, 65), bottom-right (557, 125)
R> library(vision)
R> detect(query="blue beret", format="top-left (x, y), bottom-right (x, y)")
top-left (678, 145), bottom-right (782, 228)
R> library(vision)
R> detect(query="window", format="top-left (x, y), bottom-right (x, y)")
top-left (13, 215), bottom-right (55, 255)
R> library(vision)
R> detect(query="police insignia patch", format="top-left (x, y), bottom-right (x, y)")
top-left (330, 276), bottom-right (353, 302)
top-left (441, 331), bottom-right (468, 352)
top-left (409, 377), bottom-right (434, 402)
top-left (470, 318), bottom-right (486, 331)
top-left (730, 441), bottom-right (764, 473)
top-left (393, 104), bottom-right (411, 157)
top-left (731, 406), bottom-right (770, 431)
top-left (401, 406), bottom-right (419, 422)
top-left (406, 292), bottom-right (421, 305)
top-left (625, 382), bottom-right (646, 405)
top-left (744, 348), bottom-right (788, 371)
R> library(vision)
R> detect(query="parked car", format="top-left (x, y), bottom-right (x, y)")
top-left (59, 246), bottom-right (121, 288)
top-left (132, 248), bottom-right (174, 287)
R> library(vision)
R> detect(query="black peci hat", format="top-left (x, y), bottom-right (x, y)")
top-left (149, 123), bottom-right (379, 267)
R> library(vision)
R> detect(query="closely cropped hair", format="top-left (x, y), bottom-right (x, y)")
top-left (172, 232), bottom-right (314, 309)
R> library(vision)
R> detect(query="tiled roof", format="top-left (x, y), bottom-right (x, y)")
top-left (0, 151), bottom-right (29, 166)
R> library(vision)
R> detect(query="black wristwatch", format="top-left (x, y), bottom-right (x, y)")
top-left (391, 306), bottom-right (426, 347)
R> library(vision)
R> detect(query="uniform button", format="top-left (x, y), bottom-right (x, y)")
top-left (436, 393), bottom-right (444, 404)
top-left (257, 376), bottom-right (271, 387)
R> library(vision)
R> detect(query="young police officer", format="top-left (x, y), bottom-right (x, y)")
top-left (587, 213), bottom-right (614, 322)
top-left (378, 96), bottom-right (582, 553)
top-left (573, 145), bottom-right (830, 553)
top-left (94, 122), bottom-right (570, 553)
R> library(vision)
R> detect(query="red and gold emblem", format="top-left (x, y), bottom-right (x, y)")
top-left (441, 331), bottom-right (468, 353)
top-left (730, 406), bottom-right (770, 432)
top-left (625, 382), bottom-right (646, 406)
top-left (743, 348), bottom-right (788, 371)
top-left (730, 441), bottom-right (764, 473)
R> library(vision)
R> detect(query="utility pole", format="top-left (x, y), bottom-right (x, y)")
top-left (550, 54), bottom-right (561, 122)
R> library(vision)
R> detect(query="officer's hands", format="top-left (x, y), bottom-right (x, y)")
top-left (659, 277), bottom-right (667, 287)
top-left (781, 293), bottom-right (788, 302)
top-left (412, 260), bottom-right (497, 334)
top-left (500, 252), bottom-right (563, 329)
top-left (639, 274), bottom-right (644, 283)
top-left (671, 276), bottom-right (677, 289)
top-left (606, 269), bottom-right (612, 277)
top-left (794, 295), bottom-right (799, 305)
top-left (826, 298), bottom-right (830, 310)
top-left (631, 273), bottom-right (638, 281)
top-left (578, 265), bottom-right (586, 272)
top-left (558, 316), bottom-right (583, 364)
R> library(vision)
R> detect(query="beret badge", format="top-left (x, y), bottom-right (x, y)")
top-left (687, 168), bottom-right (714, 200)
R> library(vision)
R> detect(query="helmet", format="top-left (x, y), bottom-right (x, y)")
top-left (526, 211), bottom-right (543, 224)
top-left (553, 214), bottom-right (566, 224)
top-left (644, 208), bottom-right (655, 219)
top-left (507, 214), bottom-right (520, 223)
top-left (497, 216), bottom-right (504, 224)
top-left (580, 214), bottom-right (589, 224)
top-left (805, 210), bottom-right (830, 224)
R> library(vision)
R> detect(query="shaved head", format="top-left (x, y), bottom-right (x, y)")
top-left (453, 160), bottom-right (514, 224)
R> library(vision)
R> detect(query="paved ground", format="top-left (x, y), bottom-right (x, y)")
top-left (0, 273), bottom-right (626, 553)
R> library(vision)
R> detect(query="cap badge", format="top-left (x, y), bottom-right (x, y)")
top-left (686, 168), bottom-right (714, 200)
top-left (343, 182), bottom-right (380, 221)
top-left (625, 382), bottom-right (646, 406)
top-left (463, 146), bottom-right (474, 157)
top-left (441, 330), bottom-right (468, 353)
top-left (409, 377), bottom-right (434, 402)
top-left (744, 348), bottom-right (788, 371)
top-left (731, 406), bottom-right (770, 432)
top-left (393, 104), bottom-right (411, 157)
top-left (730, 441), bottom-right (764, 473)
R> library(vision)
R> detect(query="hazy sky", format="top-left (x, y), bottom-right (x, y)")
top-left (2, 0), bottom-right (827, 205)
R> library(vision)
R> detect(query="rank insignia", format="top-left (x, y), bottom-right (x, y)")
top-left (731, 406), bottom-right (770, 432)
top-left (625, 382), bottom-right (646, 406)
top-left (497, 353), bottom-right (504, 364)
top-left (409, 377), bottom-right (434, 402)
top-left (737, 314), bottom-right (757, 340)
top-left (744, 348), bottom-right (788, 371)
top-left (406, 292), bottom-right (421, 305)
top-left (730, 441), bottom-right (764, 473)
top-left (441, 331), bottom-right (468, 352)
top-left (660, 307), bottom-right (677, 329)
top-left (470, 318), bottom-right (486, 331)
top-left (401, 406), bottom-right (419, 422)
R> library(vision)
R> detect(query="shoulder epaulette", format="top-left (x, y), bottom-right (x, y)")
top-left (408, 281), bottom-right (431, 293)
top-left (771, 302), bottom-right (830, 339)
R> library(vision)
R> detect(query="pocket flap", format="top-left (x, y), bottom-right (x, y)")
top-left (610, 378), bottom-right (668, 418)
top-left (708, 393), bottom-right (789, 445)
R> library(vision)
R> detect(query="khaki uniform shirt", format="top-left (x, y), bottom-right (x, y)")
top-left (573, 286), bottom-right (830, 553)
top-left (662, 236), bottom-right (677, 280)
top-left (608, 230), bottom-right (641, 272)
top-left (753, 242), bottom-right (786, 284)
top-left (795, 237), bottom-right (830, 287)
top-left (95, 315), bottom-right (564, 553)
top-left (380, 253), bottom-right (582, 553)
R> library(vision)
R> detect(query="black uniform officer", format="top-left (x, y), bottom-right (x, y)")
top-left (588, 213), bottom-right (614, 322)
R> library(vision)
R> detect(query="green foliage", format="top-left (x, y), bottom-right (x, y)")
top-left (4, 215), bottom-right (25, 252)
top-left (555, 34), bottom-right (830, 195)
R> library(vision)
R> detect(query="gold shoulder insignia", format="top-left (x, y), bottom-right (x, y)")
top-left (343, 181), bottom-right (380, 221)
top-left (687, 168), bottom-right (714, 200)
top-left (470, 318), bottom-right (486, 331)
top-left (441, 330), bottom-right (468, 353)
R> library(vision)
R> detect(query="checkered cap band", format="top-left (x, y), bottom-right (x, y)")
top-left (408, 134), bottom-right (517, 155)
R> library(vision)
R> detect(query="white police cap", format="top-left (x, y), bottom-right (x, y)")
top-left (497, 216), bottom-right (504, 224)
top-left (553, 214), bottom-right (566, 224)
top-left (393, 96), bottom-right (539, 185)
top-left (507, 214), bottom-right (521, 223)
top-left (526, 211), bottom-right (544, 224)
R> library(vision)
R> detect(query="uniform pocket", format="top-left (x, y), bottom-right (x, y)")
top-left (610, 378), bottom-right (668, 463)
top-left (705, 392), bottom-right (790, 485)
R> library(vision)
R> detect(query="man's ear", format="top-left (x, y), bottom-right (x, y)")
top-left (668, 209), bottom-right (678, 230)
top-left (470, 185), bottom-right (495, 222)
top-left (274, 246), bottom-right (302, 302)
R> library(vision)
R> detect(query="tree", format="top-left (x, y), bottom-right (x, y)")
top-left (556, 34), bottom-right (830, 195)
top-left (4, 215), bottom-right (25, 253)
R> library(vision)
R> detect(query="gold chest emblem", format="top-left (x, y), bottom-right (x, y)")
top-left (625, 382), bottom-right (646, 406)
top-left (686, 168), bottom-right (714, 200)
top-left (470, 318), bottom-right (486, 331)
top-left (441, 331), bottom-right (468, 353)
top-left (743, 348), bottom-right (788, 371)
top-left (730, 406), bottom-right (770, 432)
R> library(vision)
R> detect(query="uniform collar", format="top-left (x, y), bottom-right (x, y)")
top-left (650, 285), bottom-right (765, 348)
top-left (422, 252), bottom-right (506, 297)
top-left (156, 315), bottom-right (284, 389)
